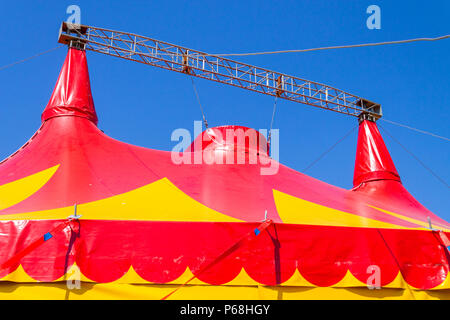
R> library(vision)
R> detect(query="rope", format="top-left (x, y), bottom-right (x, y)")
top-left (381, 119), bottom-right (449, 142)
top-left (211, 35), bottom-right (450, 57)
top-left (190, 76), bottom-right (208, 128)
top-left (379, 124), bottom-right (449, 189)
top-left (268, 96), bottom-right (278, 147)
top-left (302, 125), bottom-right (357, 172)
top-left (0, 45), bottom-right (64, 72)
top-left (376, 229), bottom-right (416, 299)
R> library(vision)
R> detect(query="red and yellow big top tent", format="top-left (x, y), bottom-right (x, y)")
top-left (0, 47), bottom-right (449, 300)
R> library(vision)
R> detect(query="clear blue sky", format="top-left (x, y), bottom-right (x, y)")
top-left (0, 1), bottom-right (449, 220)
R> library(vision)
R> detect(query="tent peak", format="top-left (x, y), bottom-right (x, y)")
top-left (353, 120), bottom-right (400, 187)
top-left (41, 47), bottom-right (98, 125)
top-left (186, 125), bottom-right (269, 156)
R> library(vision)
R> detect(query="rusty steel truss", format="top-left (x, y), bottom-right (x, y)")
top-left (58, 22), bottom-right (382, 120)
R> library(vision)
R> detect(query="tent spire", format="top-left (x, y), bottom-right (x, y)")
top-left (353, 119), bottom-right (400, 187)
top-left (41, 47), bottom-right (98, 125)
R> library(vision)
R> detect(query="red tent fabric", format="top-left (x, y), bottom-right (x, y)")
top-left (0, 48), bottom-right (448, 298)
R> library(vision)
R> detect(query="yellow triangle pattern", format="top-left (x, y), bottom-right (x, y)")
top-left (273, 189), bottom-right (420, 229)
top-left (0, 165), bottom-right (59, 211)
top-left (370, 205), bottom-right (450, 232)
top-left (0, 178), bottom-right (241, 222)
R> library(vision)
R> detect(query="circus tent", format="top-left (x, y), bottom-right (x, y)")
top-left (0, 47), bottom-right (449, 299)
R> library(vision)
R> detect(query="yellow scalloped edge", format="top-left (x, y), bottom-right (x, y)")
top-left (382, 272), bottom-right (408, 288)
top-left (280, 268), bottom-right (316, 287)
top-left (223, 268), bottom-right (259, 286)
top-left (54, 263), bottom-right (93, 282)
top-left (331, 270), bottom-right (367, 287)
top-left (430, 271), bottom-right (450, 290)
top-left (165, 266), bottom-right (208, 285)
top-left (2, 264), bottom-right (449, 290)
top-left (0, 282), bottom-right (447, 300)
top-left (0, 265), bottom-right (38, 282)
top-left (112, 265), bottom-right (148, 284)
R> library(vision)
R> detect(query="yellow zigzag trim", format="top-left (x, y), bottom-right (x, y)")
top-left (1, 282), bottom-right (448, 300)
top-left (0, 265), bottom-right (37, 282)
top-left (280, 269), bottom-right (316, 287)
top-left (3, 263), bottom-right (449, 290)
top-left (224, 268), bottom-right (259, 286)
top-left (54, 263), bottom-right (93, 283)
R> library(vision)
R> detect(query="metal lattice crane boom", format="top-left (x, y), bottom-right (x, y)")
top-left (58, 22), bottom-right (382, 120)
